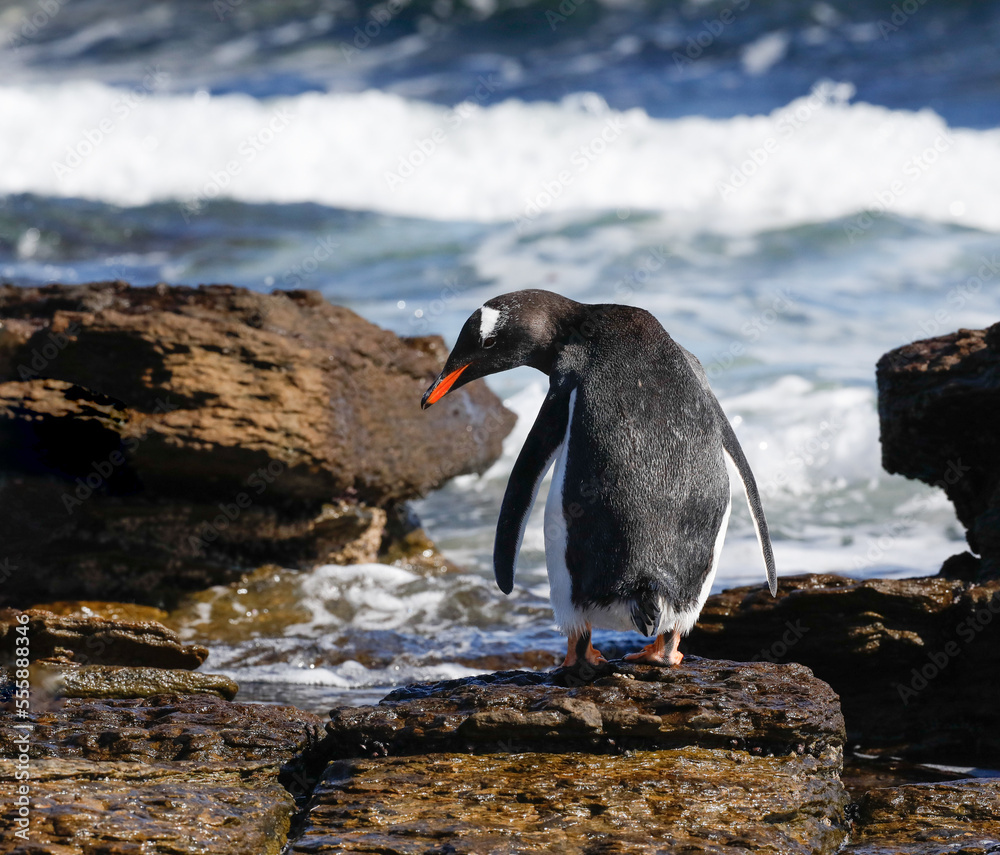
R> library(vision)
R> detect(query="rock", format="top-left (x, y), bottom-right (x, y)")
top-left (295, 659), bottom-right (849, 854)
top-left (0, 281), bottom-right (513, 504)
top-left (0, 608), bottom-right (207, 669)
top-left (26, 600), bottom-right (171, 625)
top-left (0, 281), bottom-right (515, 606)
top-left (688, 573), bottom-right (1000, 765)
top-left (50, 663), bottom-right (239, 700)
top-left (295, 749), bottom-right (845, 855)
top-left (323, 658), bottom-right (844, 759)
top-left (0, 694), bottom-right (323, 853)
top-left (0, 777), bottom-right (294, 855)
top-left (877, 322), bottom-right (1000, 579)
top-left (844, 778), bottom-right (1000, 854)
top-left (1, 693), bottom-right (322, 764)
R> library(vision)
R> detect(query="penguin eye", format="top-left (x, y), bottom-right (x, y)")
top-left (483, 336), bottom-right (497, 349)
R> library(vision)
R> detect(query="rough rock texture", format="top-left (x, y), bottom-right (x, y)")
top-left (0, 694), bottom-right (322, 763)
top-left (0, 778), bottom-right (294, 855)
top-left (844, 778), bottom-right (1000, 854)
top-left (295, 749), bottom-right (845, 855)
top-left (688, 573), bottom-right (1000, 764)
top-left (52, 663), bottom-right (239, 700)
top-left (295, 660), bottom-right (849, 854)
top-left (26, 600), bottom-right (171, 624)
top-left (0, 694), bottom-right (322, 854)
top-left (0, 608), bottom-right (207, 669)
top-left (877, 322), bottom-right (1000, 579)
top-left (0, 282), bottom-right (514, 606)
top-left (324, 658), bottom-right (844, 759)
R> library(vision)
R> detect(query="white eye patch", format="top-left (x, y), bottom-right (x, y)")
top-left (479, 305), bottom-right (502, 341)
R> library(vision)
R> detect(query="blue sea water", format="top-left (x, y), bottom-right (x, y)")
top-left (1, 0), bottom-right (998, 708)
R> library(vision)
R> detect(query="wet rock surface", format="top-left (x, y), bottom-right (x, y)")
top-left (844, 778), bottom-right (1000, 854)
top-left (0, 607), bottom-right (207, 669)
top-left (0, 281), bottom-right (514, 606)
top-left (295, 749), bottom-right (845, 855)
top-left (688, 573), bottom-right (1000, 765)
top-left (0, 694), bottom-right (322, 855)
top-left (296, 659), bottom-right (849, 854)
top-left (877, 322), bottom-right (1000, 579)
top-left (324, 658), bottom-right (845, 759)
top-left (1, 694), bottom-right (322, 763)
top-left (53, 663), bottom-right (239, 700)
top-left (1, 777), bottom-right (295, 855)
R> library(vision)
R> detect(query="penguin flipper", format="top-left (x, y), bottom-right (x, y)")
top-left (493, 386), bottom-right (570, 595)
top-left (719, 416), bottom-right (777, 596)
top-left (678, 345), bottom-right (777, 597)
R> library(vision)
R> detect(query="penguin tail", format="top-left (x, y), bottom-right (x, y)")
top-left (630, 595), bottom-right (661, 638)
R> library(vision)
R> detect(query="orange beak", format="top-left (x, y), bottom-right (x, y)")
top-left (421, 363), bottom-right (470, 409)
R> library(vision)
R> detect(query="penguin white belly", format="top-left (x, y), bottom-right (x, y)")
top-left (543, 388), bottom-right (588, 636)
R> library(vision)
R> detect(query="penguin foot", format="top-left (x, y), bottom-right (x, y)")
top-left (562, 626), bottom-right (607, 668)
top-left (624, 632), bottom-right (683, 667)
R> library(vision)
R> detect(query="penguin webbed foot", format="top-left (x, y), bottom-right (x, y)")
top-left (561, 625), bottom-right (607, 669)
top-left (623, 631), bottom-right (684, 667)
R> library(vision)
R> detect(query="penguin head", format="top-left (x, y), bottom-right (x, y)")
top-left (421, 290), bottom-right (577, 409)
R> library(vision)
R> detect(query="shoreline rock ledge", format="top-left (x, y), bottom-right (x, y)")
top-left (0, 281), bottom-right (515, 607)
top-left (299, 658), bottom-right (850, 854)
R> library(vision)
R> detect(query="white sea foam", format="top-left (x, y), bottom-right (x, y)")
top-left (2, 81), bottom-right (998, 231)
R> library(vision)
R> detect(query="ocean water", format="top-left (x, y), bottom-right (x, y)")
top-left (2, 0), bottom-right (999, 709)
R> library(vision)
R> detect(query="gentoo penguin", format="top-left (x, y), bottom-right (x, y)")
top-left (421, 290), bottom-right (777, 667)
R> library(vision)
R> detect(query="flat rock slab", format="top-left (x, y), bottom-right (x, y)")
top-left (301, 660), bottom-right (849, 854)
top-left (53, 663), bottom-right (239, 700)
top-left (0, 608), bottom-right (207, 669)
top-left (0, 696), bottom-right (323, 854)
top-left (0, 777), bottom-right (294, 855)
top-left (292, 748), bottom-right (846, 855)
top-left (324, 658), bottom-right (845, 759)
top-left (0, 694), bottom-right (323, 764)
top-left (845, 778), bottom-right (1000, 854)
